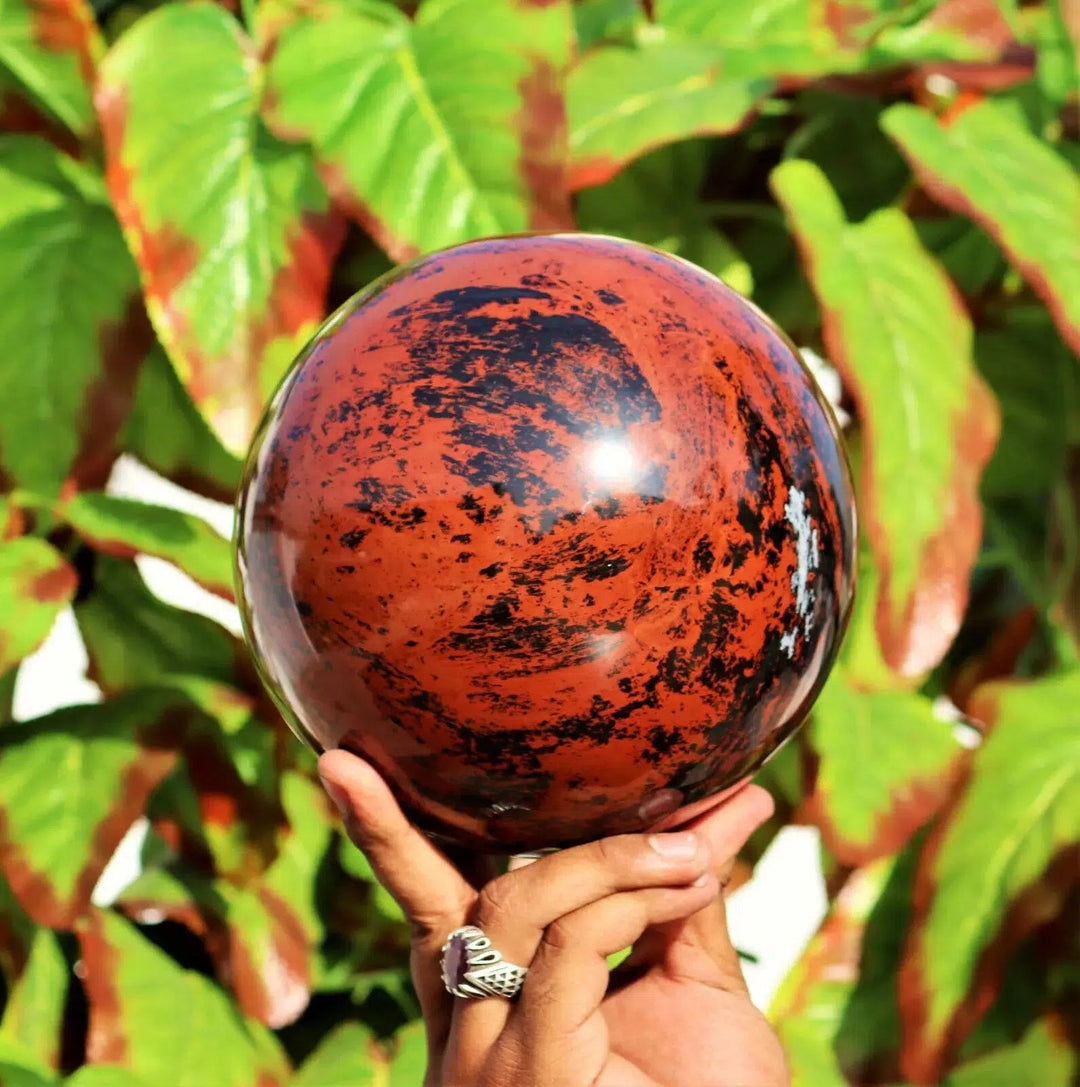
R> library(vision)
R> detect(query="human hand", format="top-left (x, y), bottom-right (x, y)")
top-left (318, 749), bottom-right (789, 1086)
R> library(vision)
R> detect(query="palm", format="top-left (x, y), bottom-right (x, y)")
top-left (595, 949), bottom-right (787, 1086)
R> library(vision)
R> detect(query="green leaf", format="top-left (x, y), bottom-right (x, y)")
top-left (0, 1036), bottom-right (55, 1087)
top-left (882, 101), bottom-right (1080, 356)
top-left (566, 36), bottom-right (769, 190)
top-left (339, 837), bottom-right (406, 926)
top-left (97, 2), bottom-right (343, 452)
top-left (0, 928), bottom-right (67, 1072)
top-left (0, 537), bottom-right (76, 675)
top-left (576, 141), bottom-right (752, 295)
top-left (0, 689), bottom-right (190, 927)
top-left (65, 1068), bottom-right (151, 1087)
top-left (914, 217), bottom-right (1006, 298)
top-left (1032, 0), bottom-right (1079, 105)
top-left (263, 0), bottom-right (574, 261)
top-left (0, 136), bottom-right (149, 496)
top-left (120, 348), bottom-right (243, 504)
top-left (784, 92), bottom-right (909, 221)
top-left (388, 1021), bottom-right (427, 1085)
top-left (805, 669), bottom-right (961, 864)
top-left (656, 0), bottom-right (854, 78)
top-left (169, 676), bottom-right (276, 794)
top-left (944, 1018), bottom-right (1075, 1086)
top-left (899, 670), bottom-right (1080, 1082)
top-left (77, 909), bottom-right (290, 1086)
top-left (55, 492), bottom-right (234, 600)
top-left (573, 0), bottom-right (638, 49)
top-left (291, 1022), bottom-right (384, 1086)
top-left (771, 159), bottom-right (999, 678)
top-left (74, 556), bottom-right (237, 695)
top-left (977, 307), bottom-right (1071, 500)
top-left (833, 838), bottom-right (920, 1079)
top-left (0, 0), bottom-right (101, 136)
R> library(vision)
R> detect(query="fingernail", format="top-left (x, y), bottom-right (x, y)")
top-left (319, 772), bottom-right (349, 815)
top-left (648, 831), bottom-right (698, 858)
top-left (691, 872), bottom-right (710, 887)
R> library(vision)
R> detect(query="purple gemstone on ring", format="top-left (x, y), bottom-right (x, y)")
top-left (443, 932), bottom-right (470, 990)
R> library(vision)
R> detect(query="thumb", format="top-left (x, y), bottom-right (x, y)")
top-left (619, 784), bottom-right (773, 991)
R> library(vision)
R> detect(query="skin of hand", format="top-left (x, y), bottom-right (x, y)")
top-left (318, 749), bottom-right (790, 1087)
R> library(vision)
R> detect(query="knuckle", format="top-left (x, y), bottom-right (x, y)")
top-left (589, 834), bottom-right (627, 872)
top-left (540, 916), bottom-right (580, 954)
top-left (473, 875), bottom-right (515, 927)
top-left (408, 892), bottom-right (474, 949)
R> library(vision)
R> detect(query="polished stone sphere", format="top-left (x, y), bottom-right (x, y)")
top-left (235, 233), bottom-right (856, 852)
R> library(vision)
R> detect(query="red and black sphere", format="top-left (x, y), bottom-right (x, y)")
top-left (235, 234), bottom-right (856, 852)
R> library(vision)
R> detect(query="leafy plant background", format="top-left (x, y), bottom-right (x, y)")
top-left (0, 0), bottom-right (1078, 1082)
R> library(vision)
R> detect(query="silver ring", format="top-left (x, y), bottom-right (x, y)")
top-left (440, 925), bottom-right (528, 1000)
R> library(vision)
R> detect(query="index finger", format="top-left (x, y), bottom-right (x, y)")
top-left (318, 749), bottom-right (476, 941)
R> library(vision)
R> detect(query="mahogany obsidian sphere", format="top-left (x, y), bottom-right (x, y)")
top-left (235, 233), bottom-right (856, 852)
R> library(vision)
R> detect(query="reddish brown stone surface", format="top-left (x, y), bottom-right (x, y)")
top-left (236, 234), bottom-right (856, 852)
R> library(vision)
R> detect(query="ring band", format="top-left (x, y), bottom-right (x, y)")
top-left (441, 925), bottom-right (528, 1000)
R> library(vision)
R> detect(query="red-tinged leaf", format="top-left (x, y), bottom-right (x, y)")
top-left (263, 0), bottom-right (574, 262)
top-left (118, 861), bottom-right (312, 1030)
top-left (0, 537), bottom-right (76, 675)
top-left (0, 871), bottom-right (35, 985)
top-left (882, 100), bottom-right (1080, 356)
top-left (115, 866), bottom-right (212, 939)
top-left (77, 909), bottom-right (290, 1086)
top-left (0, 928), bottom-right (67, 1072)
top-left (0, 690), bottom-right (192, 928)
top-left (0, 67), bottom-right (80, 155)
top-left (52, 492), bottom-right (234, 601)
top-left (175, 774), bottom-right (331, 1028)
top-left (771, 159), bottom-right (999, 678)
top-left (217, 882), bottom-right (311, 1028)
top-left (566, 36), bottom-right (769, 191)
top-left (867, 0), bottom-right (1021, 78)
top-left (770, 860), bottom-right (895, 1086)
top-left (119, 348), bottom-right (243, 504)
top-left (0, 0), bottom-right (102, 137)
top-left (97, 3), bottom-right (344, 452)
top-left (148, 723), bottom-right (282, 882)
top-left (899, 670), bottom-right (1080, 1083)
top-left (0, 137), bottom-right (153, 497)
top-left (803, 667), bottom-right (964, 865)
top-left (0, 494), bottom-right (24, 541)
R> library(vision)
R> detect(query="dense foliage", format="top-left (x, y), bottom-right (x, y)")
top-left (0, 0), bottom-right (1077, 1082)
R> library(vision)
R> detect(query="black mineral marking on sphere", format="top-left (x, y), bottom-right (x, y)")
top-left (693, 536), bottom-right (716, 574)
top-left (339, 527), bottom-right (370, 549)
top-left (430, 285), bottom-right (553, 308)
